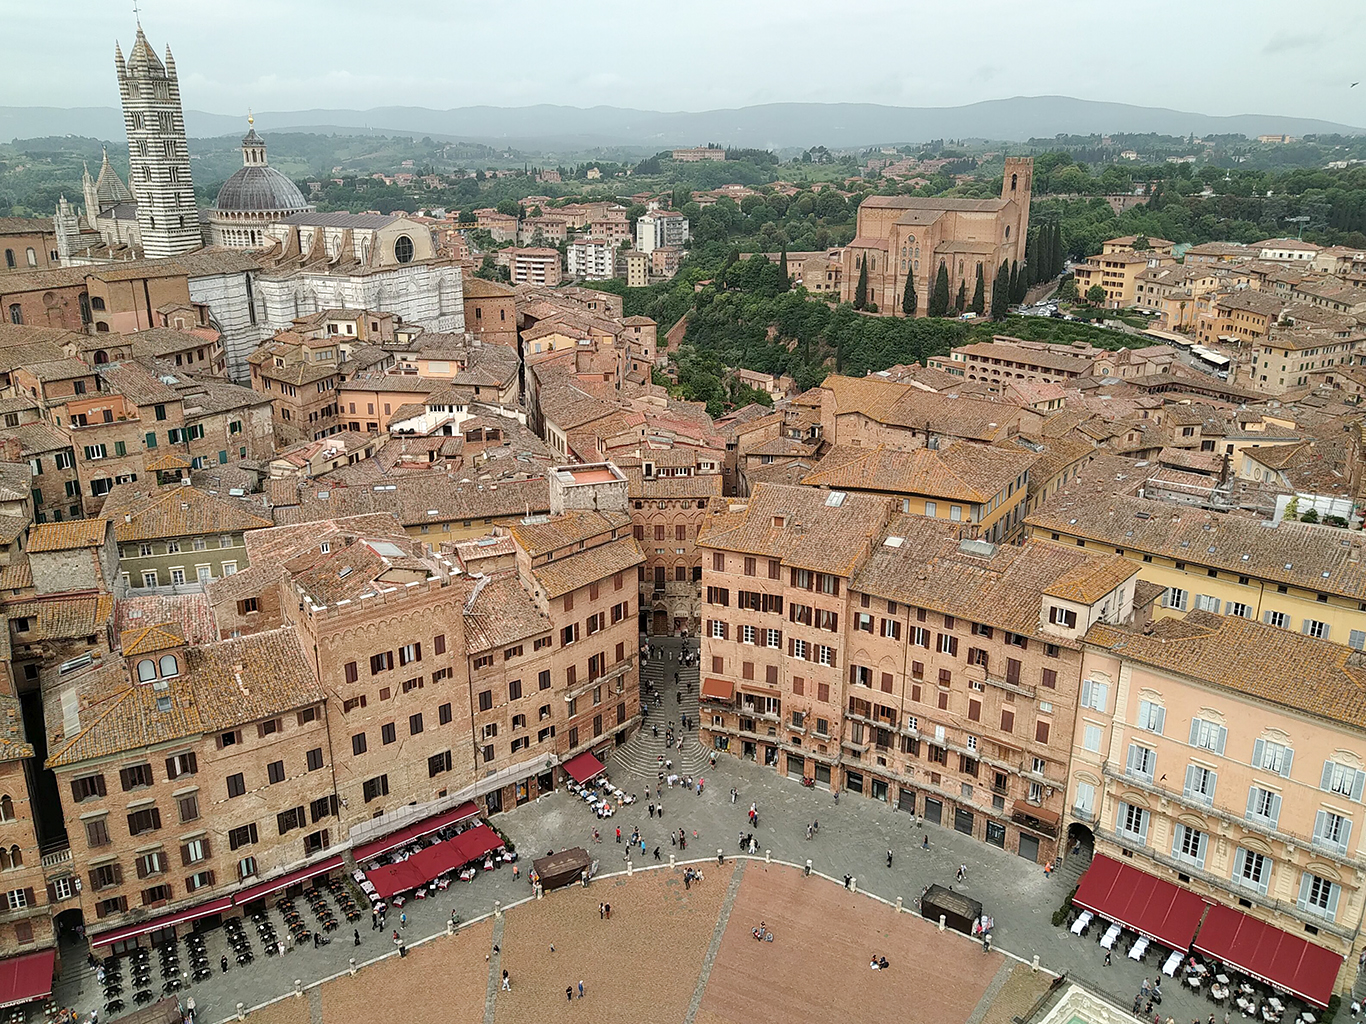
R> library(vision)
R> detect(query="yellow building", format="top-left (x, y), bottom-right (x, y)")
top-left (1071, 611), bottom-right (1366, 997)
top-left (799, 441), bottom-right (1037, 542)
top-left (1239, 326), bottom-right (1366, 395)
top-left (1072, 249), bottom-right (1176, 309)
top-left (1027, 491), bottom-right (1366, 649)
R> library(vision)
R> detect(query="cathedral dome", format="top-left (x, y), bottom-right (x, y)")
top-left (215, 164), bottom-right (309, 214)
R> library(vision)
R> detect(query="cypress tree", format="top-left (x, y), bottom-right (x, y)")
top-left (902, 275), bottom-right (917, 316)
top-left (990, 259), bottom-right (1010, 320)
top-left (778, 248), bottom-right (790, 291)
top-left (928, 261), bottom-right (951, 317)
top-left (970, 263), bottom-right (985, 315)
top-left (1012, 259), bottom-right (1028, 303)
top-left (955, 280), bottom-right (967, 312)
top-left (1008, 261), bottom-right (1018, 305)
top-left (854, 256), bottom-right (868, 310)
top-left (1051, 223), bottom-right (1064, 279)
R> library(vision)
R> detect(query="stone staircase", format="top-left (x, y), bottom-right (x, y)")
top-left (610, 640), bottom-right (711, 779)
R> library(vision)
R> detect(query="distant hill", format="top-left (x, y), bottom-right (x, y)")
top-left (2, 97), bottom-right (1361, 149)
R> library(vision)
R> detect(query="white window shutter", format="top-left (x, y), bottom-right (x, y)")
top-left (1314, 809), bottom-right (1327, 842)
top-left (1341, 817), bottom-right (1353, 852)
top-left (1321, 761), bottom-right (1335, 792)
top-left (1281, 747), bottom-right (1294, 779)
top-left (1353, 770), bottom-right (1365, 803)
top-left (1154, 706), bottom-right (1165, 734)
top-left (1183, 764), bottom-right (1198, 799)
top-left (1245, 787), bottom-right (1259, 819)
top-left (1206, 770), bottom-right (1217, 803)
top-left (1081, 680), bottom-right (1092, 708)
top-left (1196, 832), bottom-right (1208, 869)
top-left (1327, 883), bottom-right (1341, 920)
top-left (1171, 825), bottom-right (1183, 859)
top-left (1252, 738), bottom-right (1265, 770)
top-left (1138, 809), bottom-right (1149, 845)
top-left (1115, 802), bottom-right (1126, 837)
top-left (1296, 873), bottom-right (1312, 909)
top-left (1189, 718), bottom-right (1203, 746)
top-left (1269, 793), bottom-right (1281, 827)
top-left (1232, 847), bottom-right (1247, 881)
top-left (1215, 725), bottom-right (1228, 755)
top-left (1127, 744), bottom-right (1139, 775)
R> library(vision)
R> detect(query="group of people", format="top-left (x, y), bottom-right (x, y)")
top-left (1129, 976), bottom-right (1165, 1018)
top-left (752, 921), bottom-right (772, 942)
top-left (869, 954), bottom-right (891, 970)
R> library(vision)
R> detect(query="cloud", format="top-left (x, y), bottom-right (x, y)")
top-left (1262, 31), bottom-right (1325, 55)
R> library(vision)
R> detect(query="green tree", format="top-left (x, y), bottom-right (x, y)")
top-left (1085, 284), bottom-right (1107, 305)
top-left (928, 261), bottom-right (951, 317)
top-left (902, 276), bottom-right (917, 317)
top-left (778, 249), bottom-right (790, 292)
top-left (1131, 234), bottom-right (1150, 251)
top-left (495, 198), bottom-right (519, 217)
top-left (955, 280), bottom-right (967, 313)
top-left (990, 260), bottom-right (1010, 320)
top-left (1010, 259), bottom-right (1027, 303)
top-left (853, 256), bottom-right (868, 310)
top-left (970, 264), bottom-right (985, 315)
top-left (476, 254), bottom-right (509, 282)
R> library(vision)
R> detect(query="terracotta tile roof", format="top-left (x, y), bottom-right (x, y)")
top-left (463, 572), bottom-right (550, 652)
top-left (27, 519), bottom-right (108, 552)
top-left (509, 510), bottom-right (630, 557)
top-left (46, 626), bottom-right (322, 767)
top-left (0, 517), bottom-right (26, 547)
top-left (0, 555), bottom-right (33, 592)
top-left (621, 468), bottom-right (723, 501)
top-left (10, 595), bottom-right (113, 641)
top-left (1028, 490), bottom-right (1366, 598)
top-left (119, 622), bottom-right (185, 657)
top-left (1085, 611), bottom-right (1366, 729)
top-left (527, 535), bottom-right (644, 599)
top-left (272, 476), bottom-right (551, 529)
top-left (96, 362), bottom-right (182, 405)
top-left (852, 518), bottom-right (1137, 642)
top-left (11, 422), bottom-right (73, 457)
top-left (103, 485), bottom-right (273, 542)
top-left (698, 483), bottom-right (893, 578)
top-left (802, 442), bottom-right (1037, 504)
top-left (819, 374), bottom-right (1020, 442)
top-left (0, 696), bottom-right (33, 763)
top-left (114, 592), bottom-right (219, 645)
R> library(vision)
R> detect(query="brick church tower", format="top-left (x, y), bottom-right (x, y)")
top-left (1002, 156), bottom-right (1033, 269)
top-left (115, 24), bottom-right (201, 258)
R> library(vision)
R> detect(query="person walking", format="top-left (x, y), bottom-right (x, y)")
top-left (501, 970), bottom-right (510, 992)
top-left (578, 980), bottom-right (584, 999)
top-left (922, 834), bottom-right (929, 851)
top-left (615, 826), bottom-right (621, 844)
top-left (1103, 951), bottom-right (1112, 967)
top-left (353, 929), bottom-right (360, 947)
top-left (887, 849), bottom-right (893, 868)
top-left (567, 987), bottom-right (573, 1004)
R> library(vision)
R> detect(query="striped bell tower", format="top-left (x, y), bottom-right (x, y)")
top-left (115, 24), bottom-right (201, 258)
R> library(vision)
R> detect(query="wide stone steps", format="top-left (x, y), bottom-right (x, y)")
top-left (610, 646), bottom-right (709, 779)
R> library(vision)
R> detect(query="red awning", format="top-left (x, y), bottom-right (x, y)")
top-left (700, 677), bottom-right (734, 702)
top-left (364, 824), bottom-right (505, 900)
top-left (353, 801), bottom-right (480, 862)
top-left (91, 897), bottom-right (234, 949)
top-left (232, 855), bottom-right (343, 906)
top-left (0, 949), bottom-right (55, 1009)
top-left (562, 750), bottom-right (606, 784)
top-left (1193, 904), bottom-right (1343, 1008)
top-left (1074, 854), bottom-right (1208, 951)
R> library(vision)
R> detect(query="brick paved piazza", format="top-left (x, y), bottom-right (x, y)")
top-left (244, 862), bottom-right (1043, 1024)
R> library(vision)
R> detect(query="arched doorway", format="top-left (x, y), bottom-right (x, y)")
top-left (1066, 821), bottom-right (1095, 868)
top-left (93, 350), bottom-right (109, 364)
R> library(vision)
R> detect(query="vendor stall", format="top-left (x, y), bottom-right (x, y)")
top-left (532, 848), bottom-right (592, 891)
top-left (919, 884), bottom-right (983, 936)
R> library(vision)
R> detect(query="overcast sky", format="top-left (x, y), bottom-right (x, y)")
top-left (3, 0), bottom-right (1365, 125)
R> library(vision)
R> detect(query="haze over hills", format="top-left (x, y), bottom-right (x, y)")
top-left (1, 97), bottom-right (1361, 150)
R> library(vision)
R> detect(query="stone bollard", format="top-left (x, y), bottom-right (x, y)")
top-left (535, 883), bottom-right (543, 900)
top-left (717, 849), bottom-right (724, 865)
top-left (938, 914), bottom-right (946, 932)
top-left (804, 859), bottom-right (812, 877)
top-left (236, 1003), bottom-right (245, 1022)
top-left (670, 853), bottom-right (676, 869)
top-left (895, 896), bottom-right (903, 913)
top-left (447, 918), bottom-right (454, 935)
top-left (294, 980), bottom-right (303, 998)
top-left (850, 876), bottom-right (857, 893)
top-left (349, 957), bottom-right (357, 976)
top-left (1032, 955), bottom-right (1040, 973)
top-left (627, 859), bottom-right (633, 875)
top-left (765, 849), bottom-right (771, 864)
top-left (494, 900), bottom-right (502, 918)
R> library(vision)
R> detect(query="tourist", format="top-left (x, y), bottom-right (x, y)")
top-left (501, 970), bottom-right (510, 991)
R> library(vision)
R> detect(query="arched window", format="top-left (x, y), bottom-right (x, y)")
top-left (25, 249), bottom-right (36, 268)
top-left (159, 655), bottom-right (179, 678)
top-left (0, 849), bottom-right (10, 870)
top-left (1011, 173), bottom-right (1018, 192)
top-left (95, 322), bottom-right (110, 333)
top-left (137, 659), bottom-right (156, 682)
top-left (8, 847), bottom-right (19, 868)
top-left (7, 305), bottom-right (20, 326)
top-left (394, 235), bottom-right (414, 264)
top-left (94, 350), bottom-right (109, 365)
top-left (1005, 225), bottom-right (1011, 240)
top-left (3, 250), bottom-right (12, 269)
top-left (0, 796), bottom-right (12, 822)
